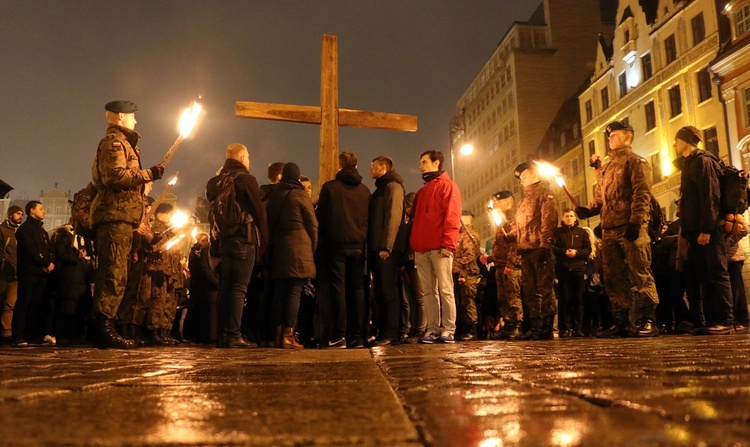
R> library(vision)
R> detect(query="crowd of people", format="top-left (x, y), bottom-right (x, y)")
top-left (0, 103), bottom-right (748, 350)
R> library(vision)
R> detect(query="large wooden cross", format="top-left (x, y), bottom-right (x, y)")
top-left (236, 34), bottom-right (418, 184)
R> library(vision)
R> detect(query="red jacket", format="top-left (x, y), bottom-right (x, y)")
top-left (410, 171), bottom-right (462, 253)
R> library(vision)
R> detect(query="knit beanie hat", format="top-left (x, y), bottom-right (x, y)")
top-left (675, 126), bottom-right (702, 146)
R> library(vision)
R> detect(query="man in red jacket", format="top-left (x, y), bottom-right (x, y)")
top-left (411, 151), bottom-right (462, 344)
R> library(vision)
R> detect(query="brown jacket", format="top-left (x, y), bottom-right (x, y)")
top-left (490, 220), bottom-right (519, 268)
top-left (586, 146), bottom-right (652, 230)
top-left (90, 125), bottom-right (155, 227)
top-left (514, 182), bottom-right (558, 251)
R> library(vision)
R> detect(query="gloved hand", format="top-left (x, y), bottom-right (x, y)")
top-left (575, 206), bottom-right (592, 219)
top-left (538, 249), bottom-right (552, 263)
top-left (150, 164), bottom-right (165, 180)
top-left (152, 271), bottom-right (165, 287)
top-left (625, 222), bottom-right (641, 242)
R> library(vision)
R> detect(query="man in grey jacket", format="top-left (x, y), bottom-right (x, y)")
top-left (368, 156), bottom-right (405, 346)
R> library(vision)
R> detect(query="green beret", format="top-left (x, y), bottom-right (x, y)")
top-left (105, 100), bottom-right (138, 113)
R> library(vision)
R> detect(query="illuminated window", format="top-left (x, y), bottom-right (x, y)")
top-left (669, 85), bottom-right (682, 117)
top-left (665, 34), bottom-right (677, 64)
top-left (692, 13), bottom-right (705, 45)
top-left (645, 101), bottom-right (656, 131)
top-left (737, 5), bottom-right (750, 36)
top-left (744, 87), bottom-right (750, 126)
top-left (642, 53), bottom-right (653, 80)
top-left (697, 68), bottom-right (712, 103)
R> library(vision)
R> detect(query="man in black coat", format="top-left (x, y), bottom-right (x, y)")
top-left (553, 209), bottom-right (591, 337)
top-left (367, 156), bottom-right (405, 346)
top-left (12, 201), bottom-right (55, 346)
top-left (206, 143), bottom-right (268, 348)
top-left (317, 151), bottom-right (371, 348)
top-left (674, 126), bottom-right (734, 335)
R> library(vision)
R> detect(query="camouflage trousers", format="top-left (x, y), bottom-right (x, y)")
top-left (134, 271), bottom-right (167, 330)
top-left (93, 222), bottom-right (134, 319)
top-left (601, 224), bottom-right (659, 313)
top-left (455, 273), bottom-right (480, 328)
top-left (163, 283), bottom-right (178, 330)
top-left (495, 266), bottom-right (522, 323)
top-left (117, 258), bottom-right (144, 324)
top-left (520, 249), bottom-right (557, 319)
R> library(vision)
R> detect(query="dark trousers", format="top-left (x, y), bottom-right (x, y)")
top-left (728, 260), bottom-right (749, 326)
top-left (272, 278), bottom-right (305, 328)
top-left (685, 230), bottom-right (734, 326)
top-left (12, 275), bottom-right (48, 343)
top-left (326, 248), bottom-right (365, 341)
top-left (557, 269), bottom-right (585, 332)
top-left (371, 253), bottom-right (400, 341)
top-left (654, 269), bottom-right (689, 331)
top-left (217, 240), bottom-right (256, 341)
top-left (187, 290), bottom-right (217, 343)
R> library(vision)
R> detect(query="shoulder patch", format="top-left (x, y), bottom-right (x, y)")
top-left (547, 195), bottom-right (554, 200)
top-left (112, 142), bottom-right (122, 147)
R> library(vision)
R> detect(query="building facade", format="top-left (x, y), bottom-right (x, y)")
top-left (451, 0), bottom-right (616, 243)
top-left (40, 185), bottom-right (72, 230)
top-left (579, 0), bottom-right (729, 220)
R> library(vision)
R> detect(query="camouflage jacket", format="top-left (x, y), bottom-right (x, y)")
top-left (585, 146), bottom-right (652, 230)
top-left (145, 219), bottom-right (172, 274)
top-left (452, 224), bottom-right (481, 276)
top-left (490, 219), bottom-right (519, 268)
top-left (90, 125), bottom-right (155, 227)
top-left (514, 182), bottom-right (558, 252)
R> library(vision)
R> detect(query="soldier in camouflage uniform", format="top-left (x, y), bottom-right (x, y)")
top-left (485, 191), bottom-right (523, 340)
top-left (512, 162), bottom-right (558, 340)
top-left (90, 101), bottom-right (164, 349)
top-left (142, 203), bottom-right (177, 345)
top-left (452, 211), bottom-right (482, 341)
top-left (576, 121), bottom-right (659, 338)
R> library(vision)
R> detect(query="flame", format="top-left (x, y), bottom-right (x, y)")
top-left (170, 210), bottom-right (189, 229)
top-left (167, 174), bottom-right (179, 186)
top-left (533, 160), bottom-right (560, 178)
top-left (190, 227), bottom-right (198, 241)
top-left (165, 234), bottom-right (186, 251)
top-left (487, 199), bottom-right (494, 211)
top-left (490, 209), bottom-right (505, 226)
top-left (555, 176), bottom-right (566, 187)
top-left (178, 101), bottom-right (203, 138)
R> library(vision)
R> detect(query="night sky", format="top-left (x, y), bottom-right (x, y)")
top-left (1, 1), bottom-right (539, 205)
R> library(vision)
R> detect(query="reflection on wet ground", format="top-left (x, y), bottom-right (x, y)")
top-left (1, 335), bottom-right (748, 446)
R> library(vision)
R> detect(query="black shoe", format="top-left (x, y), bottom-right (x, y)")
top-left (559, 329), bottom-right (572, 338)
top-left (635, 319), bottom-right (659, 337)
top-left (347, 338), bottom-right (365, 349)
top-left (369, 338), bottom-right (393, 347)
top-left (734, 324), bottom-right (749, 334)
top-left (218, 336), bottom-right (254, 348)
top-left (94, 315), bottom-right (135, 349)
top-left (693, 324), bottom-right (732, 336)
top-left (598, 324), bottom-right (631, 338)
top-left (457, 333), bottom-right (475, 342)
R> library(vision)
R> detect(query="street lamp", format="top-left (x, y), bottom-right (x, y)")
top-left (450, 108), bottom-right (473, 180)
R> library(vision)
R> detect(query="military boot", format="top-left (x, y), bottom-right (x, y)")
top-left (147, 328), bottom-right (171, 346)
top-left (124, 323), bottom-right (146, 347)
top-left (537, 315), bottom-right (555, 340)
top-left (499, 321), bottom-right (522, 340)
top-left (93, 314), bottom-right (135, 350)
top-left (160, 328), bottom-right (179, 345)
top-left (598, 310), bottom-right (632, 338)
top-left (518, 318), bottom-right (542, 341)
top-left (635, 307), bottom-right (659, 337)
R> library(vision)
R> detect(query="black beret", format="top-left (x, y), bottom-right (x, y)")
top-left (461, 209), bottom-right (474, 217)
top-left (105, 100), bottom-right (138, 113)
top-left (514, 161), bottom-right (534, 179)
top-left (493, 190), bottom-right (513, 201)
top-left (604, 120), bottom-right (634, 134)
top-left (155, 203), bottom-right (173, 215)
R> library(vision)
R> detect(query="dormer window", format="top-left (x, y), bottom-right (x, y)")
top-left (738, 4), bottom-right (750, 36)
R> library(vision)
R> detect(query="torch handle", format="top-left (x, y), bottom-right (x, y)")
top-left (561, 185), bottom-right (579, 208)
top-left (161, 135), bottom-right (184, 166)
top-left (144, 171), bottom-right (179, 221)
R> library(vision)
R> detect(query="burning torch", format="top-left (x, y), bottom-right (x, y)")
top-left (146, 172), bottom-right (179, 220)
top-left (487, 199), bottom-right (508, 236)
top-left (533, 161), bottom-right (579, 208)
top-left (161, 101), bottom-right (203, 166)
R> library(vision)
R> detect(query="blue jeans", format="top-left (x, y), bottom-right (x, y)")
top-left (273, 278), bottom-right (305, 328)
top-left (218, 240), bottom-right (256, 341)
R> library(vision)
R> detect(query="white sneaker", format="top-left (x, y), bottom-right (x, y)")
top-left (42, 335), bottom-right (56, 346)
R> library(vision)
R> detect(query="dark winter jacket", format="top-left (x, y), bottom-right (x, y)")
top-left (90, 124), bottom-right (155, 227)
top-left (317, 166), bottom-right (370, 250)
top-left (267, 180), bottom-right (318, 279)
top-left (189, 243), bottom-right (219, 300)
top-left (678, 150), bottom-right (722, 235)
top-left (0, 218), bottom-right (19, 280)
top-left (553, 222), bottom-right (591, 272)
top-left (584, 146), bottom-right (653, 229)
top-left (51, 227), bottom-right (91, 314)
top-left (368, 170), bottom-right (405, 254)
top-left (16, 217), bottom-right (53, 279)
top-left (206, 158), bottom-right (269, 257)
top-left (411, 171), bottom-right (462, 253)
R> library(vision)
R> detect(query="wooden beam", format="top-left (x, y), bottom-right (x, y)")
top-left (235, 102), bottom-right (321, 124)
top-left (339, 109), bottom-right (418, 132)
top-left (319, 34), bottom-right (339, 185)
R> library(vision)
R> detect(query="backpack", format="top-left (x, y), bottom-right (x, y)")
top-left (647, 194), bottom-right (665, 243)
top-left (700, 152), bottom-right (750, 214)
top-left (71, 182), bottom-right (98, 240)
top-left (208, 172), bottom-right (250, 239)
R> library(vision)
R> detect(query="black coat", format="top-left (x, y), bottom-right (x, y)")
top-left (678, 151), bottom-right (721, 235)
top-left (368, 170), bottom-right (405, 254)
top-left (51, 228), bottom-right (91, 314)
top-left (188, 243), bottom-right (219, 300)
top-left (317, 166), bottom-right (370, 250)
top-left (553, 222), bottom-right (591, 272)
top-left (266, 182), bottom-right (318, 279)
top-left (16, 217), bottom-right (53, 279)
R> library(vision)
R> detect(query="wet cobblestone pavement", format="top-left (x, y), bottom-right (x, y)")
top-left (1, 335), bottom-right (748, 446)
